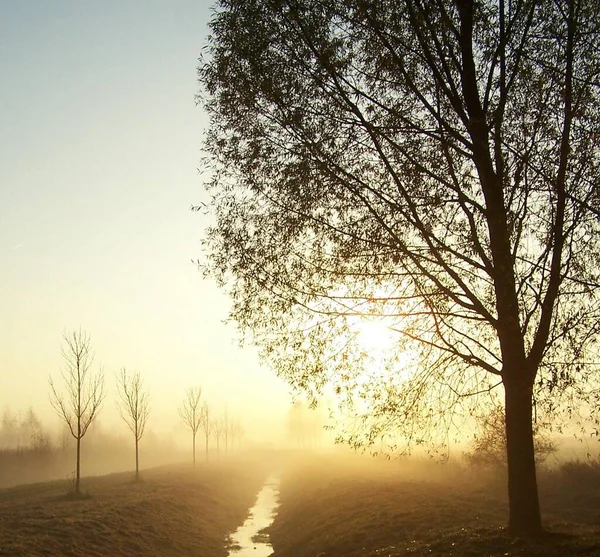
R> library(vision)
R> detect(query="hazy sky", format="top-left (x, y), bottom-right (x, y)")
top-left (0, 0), bottom-right (292, 440)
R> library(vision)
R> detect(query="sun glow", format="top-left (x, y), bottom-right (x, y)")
top-left (350, 317), bottom-right (417, 388)
top-left (355, 319), bottom-right (397, 356)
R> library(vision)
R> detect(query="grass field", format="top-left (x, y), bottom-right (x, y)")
top-left (0, 458), bottom-right (268, 556)
top-left (4, 452), bottom-right (600, 556)
top-left (268, 455), bottom-right (600, 557)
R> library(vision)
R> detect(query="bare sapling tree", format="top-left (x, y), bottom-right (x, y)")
top-left (49, 329), bottom-right (105, 494)
top-left (223, 408), bottom-right (230, 452)
top-left (179, 387), bottom-right (203, 468)
top-left (201, 403), bottom-right (212, 462)
top-left (227, 421), bottom-right (235, 452)
top-left (231, 418), bottom-right (244, 450)
top-left (116, 368), bottom-right (150, 481)
top-left (214, 415), bottom-right (228, 458)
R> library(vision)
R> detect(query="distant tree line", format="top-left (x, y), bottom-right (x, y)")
top-left (0, 408), bottom-right (180, 489)
top-left (285, 399), bottom-right (327, 450)
top-left (0, 407), bottom-right (52, 453)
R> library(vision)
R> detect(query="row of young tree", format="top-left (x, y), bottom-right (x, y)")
top-left (47, 329), bottom-right (243, 494)
top-left (179, 387), bottom-right (244, 468)
top-left (285, 399), bottom-right (328, 449)
top-left (48, 329), bottom-right (140, 492)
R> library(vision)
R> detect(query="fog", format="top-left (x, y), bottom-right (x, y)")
top-left (1, 390), bottom-right (599, 556)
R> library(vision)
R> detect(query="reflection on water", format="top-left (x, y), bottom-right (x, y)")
top-left (228, 476), bottom-right (280, 557)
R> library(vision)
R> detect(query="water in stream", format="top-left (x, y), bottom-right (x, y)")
top-left (227, 476), bottom-right (280, 557)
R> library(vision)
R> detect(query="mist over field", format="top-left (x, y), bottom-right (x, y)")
top-left (1, 393), bottom-right (599, 555)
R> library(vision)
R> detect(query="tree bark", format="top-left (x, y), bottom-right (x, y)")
top-left (504, 377), bottom-right (542, 536)
top-left (135, 438), bottom-right (139, 481)
top-left (193, 433), bottom-right (196, 469)
top-left (76, 436), bottom-right (81, 494)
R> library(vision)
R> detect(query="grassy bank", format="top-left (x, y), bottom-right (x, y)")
top-left (268, 455), bottom-right (600, 557)
top-left (0, 459), bottom-right (267, 556)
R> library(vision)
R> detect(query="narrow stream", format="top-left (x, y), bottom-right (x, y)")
top-left (227, 476), bottom-right (280, 556)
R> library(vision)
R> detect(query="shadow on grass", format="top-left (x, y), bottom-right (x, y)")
top-left (537, 531), bottom-right (576, 542)
top-left (54, 491), bottom-right (93, 502)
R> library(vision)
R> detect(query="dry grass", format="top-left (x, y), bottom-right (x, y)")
top-left (268, 454), bottom-right (600, 557)
top-left (0, 458), bottom-right (267, 556)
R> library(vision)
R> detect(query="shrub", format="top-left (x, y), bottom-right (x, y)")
top-left (464, 405), bottom-right (556, 468)
top-left (556, 458), bottom-right (600, 487)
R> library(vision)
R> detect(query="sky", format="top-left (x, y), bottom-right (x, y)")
top-left (0, 0), bottom-right (293, 442)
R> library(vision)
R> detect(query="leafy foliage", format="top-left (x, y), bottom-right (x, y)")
top-left (199, 0), bottom-right (600, 449)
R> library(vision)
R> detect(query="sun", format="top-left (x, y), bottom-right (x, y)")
top-left (354, 319), bottom-right (396, 356)
top-left (350, 317), bottom-right (417, 386)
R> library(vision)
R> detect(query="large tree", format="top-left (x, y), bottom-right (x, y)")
top-left (198, 0), bottom-right (600, 535)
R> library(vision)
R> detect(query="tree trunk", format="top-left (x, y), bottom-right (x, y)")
top-left (76, 436), bottom-right (81, 494)
top-left (135, 438), bottom-right (139, 481)
top-left (193, 433), bottom-right (196, 469)
top-left (205, 436), bottom-right (209, 462)
top-left (504, 377), bottom-right (542, 536)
